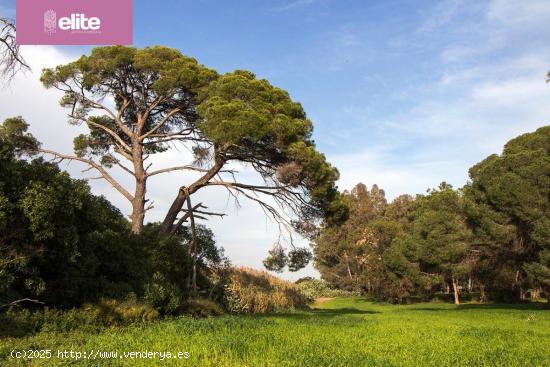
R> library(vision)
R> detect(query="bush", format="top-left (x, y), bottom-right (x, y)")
top-left (295, 277), bottom-right (359, 302)
top-left (0, 299), bottom-right (159, 337)
top-left (83, 298), bottom-right (159, 326)
top-left (144, 272), bottom-right (185, 315)
top-left (224, 267), bottom-right (307, 313)
top-left (185, 299), bottom-right (224, 318)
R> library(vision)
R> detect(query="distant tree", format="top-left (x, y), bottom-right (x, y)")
top-left (465, 126), bottom-right (550, 304)
top-left (0, 18), bottom-right (29, 81)
top-left (313, 183), bottom-right (389, 291)
top-left (407, 183), bottom-right (475, 304)
top-left (39, 46), bottom-right (347, 245)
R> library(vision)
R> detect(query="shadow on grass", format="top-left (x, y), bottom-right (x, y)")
top-left (0, 317), bottom-right (38, 338)
top-left (256, 307), bottom-right (379, 321)
top-left (408, 302), bottom-right (549, 312)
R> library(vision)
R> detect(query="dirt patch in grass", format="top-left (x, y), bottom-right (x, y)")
top-left (314, 297), bottom-right (336, 305)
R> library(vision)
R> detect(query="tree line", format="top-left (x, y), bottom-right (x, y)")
top-left (313, 125), bottom-right (550, 304)
top-left (0, 40), bottom-right (548, 309)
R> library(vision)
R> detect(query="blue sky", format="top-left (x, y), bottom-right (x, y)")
top-left (1, 0), bottom-right (550, 278)
top-left (132, 0), bottom-right (550, 196)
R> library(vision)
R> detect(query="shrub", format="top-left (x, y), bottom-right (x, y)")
top-left (83, 298), bottom-right (159, 326)
top-left (144, 272), bottom-right (184, 315)
top-left (295, 277), bottom-right (359, 302)
top-left (0, 299), bottom-right (159, 337)
top-left (224, 267), bottom-right (307, 313)
top-left (185, 299), bottom-right (224, 318)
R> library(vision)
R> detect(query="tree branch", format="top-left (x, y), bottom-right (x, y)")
top-left (38, 148), bottom-right (134, 202)
top-left (140, 107), bottom-right (181, 140)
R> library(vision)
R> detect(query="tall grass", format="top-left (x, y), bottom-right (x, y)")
top-left (225, 267), bottom-right (307, 313)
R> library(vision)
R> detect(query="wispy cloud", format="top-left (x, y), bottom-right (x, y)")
top-left (272, 0), bottom-right (320, 12)
top-left (328, 0), bottom-right (550, 200)
top-left (417, 0), bottom-right (465, 33)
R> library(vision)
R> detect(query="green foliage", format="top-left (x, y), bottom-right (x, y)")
top-left (40, 46), bottom-right (348, 237)
top-left (198, 70), bottom-right (309, 147)
top-left (0, 116), bottom-right (39, 156)
top-left (294, 277), bottom-right (359, 301)
top-left (262, 245), bottom-right (313, 273)
top-left (262, 245), bottom-right (287, 273)
top-left (314, 182), bottom-right (477, 303)
top-left (144, 272), bottom-right (185, 315)
top-left (0, 299), bottom-right (158, 337)
top-left (0, 117), bottom-right (227, 312)
top-left (41, 46), bottom-right (217, 159)
top-left (287, 248), bottom-right (313, 272)
top-left (0, 120), bottom-right (140, 307)
top-left (465, 125), bottom-right (550, 301)
top-left (185, 299), bottom-right (224, 318)
top-left (83, 298), bottom-right (159, 327)
top-left (314, 126), bottom-right (549, 305)
top-left (314, 183), bottom-right (397, 294)
top-left (410, 185), bottom-right (473, 279)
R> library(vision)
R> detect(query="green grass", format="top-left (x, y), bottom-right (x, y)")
top-left (1, 298), bottom-right (549, 366)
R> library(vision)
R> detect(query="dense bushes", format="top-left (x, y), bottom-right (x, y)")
top-left (224, 267), bottom-right (307, 313)
top-left (0, 126), bottom-right (229, 317)
top-left (0, 129), bottom-right (147, 308)
top-left (0, 298), bottom-right (159, 337)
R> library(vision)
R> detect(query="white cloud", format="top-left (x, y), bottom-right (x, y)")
top-left (487, 0), bottom-right (550, 26)
top-left (417, 0), bottom-right (465, 33)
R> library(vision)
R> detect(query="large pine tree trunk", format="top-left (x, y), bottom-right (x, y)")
top-left (130, 144), bottom-right (146, 234)
top-left (452, 277), bottom-right (460, 305)
top-left (130, 179), bottom-right (146, 234)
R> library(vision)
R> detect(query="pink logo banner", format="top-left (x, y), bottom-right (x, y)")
top-left (16, 0), bottom-right (133, 45)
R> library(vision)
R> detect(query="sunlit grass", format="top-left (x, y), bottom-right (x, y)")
top-left (1, 298), bottom-right (549, 366)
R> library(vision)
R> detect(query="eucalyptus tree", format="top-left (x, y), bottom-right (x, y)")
top-left (313, 183), bottom-right (388, 290)
top-left (40, 46), bottom-right (347, 239)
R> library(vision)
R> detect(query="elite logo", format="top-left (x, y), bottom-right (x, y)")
top-left (17, 0), bottom-right (132, 45)
top-left (44, 11), bottom-right (102, 35)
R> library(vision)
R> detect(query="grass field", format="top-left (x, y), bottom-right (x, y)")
top-left (1, 298), bottom-right (549, 366)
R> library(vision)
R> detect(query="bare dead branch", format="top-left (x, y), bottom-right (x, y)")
top-left (0, 17), bottom-right (30, 82)
top-left (1, 298), bottom-right (44, 309)
top-left (38, 148), bottom-right (134, 202)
